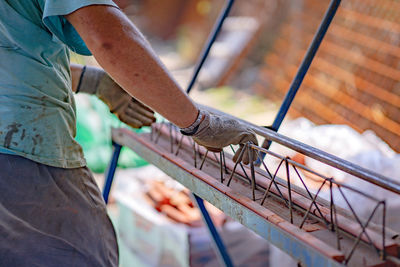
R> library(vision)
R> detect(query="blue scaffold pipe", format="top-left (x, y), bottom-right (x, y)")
top-left (185, 0), bottom-right (236, 266)
top-left (186, 0), bottom-right (236, 266)
top-left (193, 194), bottom-right (234, 267)
top-left (258, 0), bottom-right (341, 162)
top-left (102, 143), bottom-right (122, 204)
top-left (186, 0), bottom-right (235, 94)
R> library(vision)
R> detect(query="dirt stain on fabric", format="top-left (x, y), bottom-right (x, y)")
top-left (31, 134), bottom-right (43, 155)
top-left (4, 123), bottom-right (21, 148)
top-left (20, 129), bottom-right (26, 140)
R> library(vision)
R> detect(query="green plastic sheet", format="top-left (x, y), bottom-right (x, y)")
top-left (75, 94), bottom-right (148, 173)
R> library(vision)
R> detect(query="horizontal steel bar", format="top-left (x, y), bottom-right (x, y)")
top-left (198, 104), bottom-right (400, 195)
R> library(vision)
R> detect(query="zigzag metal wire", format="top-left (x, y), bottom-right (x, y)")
top-left (152, 122), bottom-right (390, 263)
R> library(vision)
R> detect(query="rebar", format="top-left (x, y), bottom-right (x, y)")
top-left (226, 144), bottom-right (247, 186)
top-left (260, 158), bottom-right (286, 206)
top-left (148, 121), bottom-right (394, 264)
top-left (220, 151), bottom-right (224, 183)
top-left (249, 144), bottom-right (256, 201)
top-left (285, 157), bottom-right (293, 224)
top-left (199, 150), bottom-right (209, 170)
top-left (300, 180), bottom-right (327, 229)
top-left (230, 145), bottom-right (251, 183)
top-left (344, 202), bottom-right (382, 264)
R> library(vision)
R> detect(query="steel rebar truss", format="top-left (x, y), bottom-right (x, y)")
top-left (112, 109), bottom-right (400, 266)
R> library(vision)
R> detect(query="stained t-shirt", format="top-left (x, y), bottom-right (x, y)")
top-left (0, 0), bottom-right (117, 168)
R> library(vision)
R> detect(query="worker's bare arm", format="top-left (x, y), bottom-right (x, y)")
top-left (65, 5), bottom-right (198, 128)
top-left (70, 63), bottom-right (83, 93)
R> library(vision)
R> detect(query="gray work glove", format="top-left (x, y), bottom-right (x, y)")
top-left (77, 65), bottom-right (156, 128)
top-left (181, 111), bottom-right (258, 165)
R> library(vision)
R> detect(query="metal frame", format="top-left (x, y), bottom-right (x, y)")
top-left (105, 121), bottom-right (398, 265)
top-left (111, 126), bottom-right (347, 266)
top-left (116, 115), bottom-right (398, 265)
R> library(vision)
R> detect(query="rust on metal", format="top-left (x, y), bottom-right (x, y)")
top-left (112, 122), bottom-right (400, 266)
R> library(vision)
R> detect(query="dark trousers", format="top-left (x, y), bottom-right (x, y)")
top-left (0, 154), bottom-right (118, 267)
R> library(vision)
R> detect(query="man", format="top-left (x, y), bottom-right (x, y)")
top-left (0, 1), bottom-right (257, 266)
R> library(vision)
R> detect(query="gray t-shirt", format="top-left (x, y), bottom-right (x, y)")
top-left (0, 0), bottom-right (117, 168)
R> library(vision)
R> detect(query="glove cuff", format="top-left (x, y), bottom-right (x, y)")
top-left (76, 65), bottom-right (105, 95)
top-left (180, 110), bottom-right (205, 136)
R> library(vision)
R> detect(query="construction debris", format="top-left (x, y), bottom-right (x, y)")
top-left (144, 180), bottom-right (226, 227)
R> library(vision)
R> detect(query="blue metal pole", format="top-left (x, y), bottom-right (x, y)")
top-left (103, 143), bottom-right (122, 204)
top-left (186, 0), bottom-right (235, 94)
top-left (185, 1), bottom-right (236, 265)
top-left (193, 194), bottom-right (234, 267)
top-left (258, 0), bottom-right (341, 162)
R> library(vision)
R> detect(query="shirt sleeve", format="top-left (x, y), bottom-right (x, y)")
top-left (42, 0), bottom-right (118, 56)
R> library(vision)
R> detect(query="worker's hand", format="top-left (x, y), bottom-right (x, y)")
top-left (182, 111), bottom-right (258, 165)
top-left (77, 66), bottom-right (156, 128)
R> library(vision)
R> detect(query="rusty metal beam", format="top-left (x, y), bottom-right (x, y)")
top-left (112, 120), bottom-right (400, 265)
top-left (113, 128), bottom-right (347, 267)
